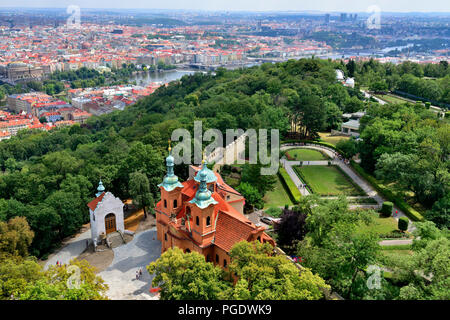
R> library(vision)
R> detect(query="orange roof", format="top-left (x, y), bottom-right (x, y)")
top-left (87, 192), bottom-right (105, 211)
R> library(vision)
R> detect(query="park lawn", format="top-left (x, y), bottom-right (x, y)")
top-left (354, 213), bottom-right (398, 236)
top-left (381, 249), bottom-right (414, 259)
top-left (295, 165), bottom-right (365, 196)
top-left (374, 94), bottom-right (406, 105)
top-left (318, 132), bottom-right (349, 146)
top-left (285, 148), bottom-right (329, 161)
top-left (263, 174), bottom-right (294, 209)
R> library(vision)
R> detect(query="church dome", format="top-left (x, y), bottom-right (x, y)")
top-left (194, 160), bottom-right (217, 183)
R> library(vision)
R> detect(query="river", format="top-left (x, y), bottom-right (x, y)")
top-left (129, 69), bottom-right (198, 86)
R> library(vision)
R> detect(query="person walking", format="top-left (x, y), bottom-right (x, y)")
top-left (136, 271), bottom-right (139, 280)
top-left (139, 267), bottom-right (143, 277)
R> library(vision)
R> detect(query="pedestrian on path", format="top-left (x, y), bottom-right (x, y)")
top-left (136, 271), bottom-right (139, 280)
top-left (139, 267), bottom-right (143, 277)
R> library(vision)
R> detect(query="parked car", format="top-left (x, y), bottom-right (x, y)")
top-left (260, 216), bottom-right (274, 225)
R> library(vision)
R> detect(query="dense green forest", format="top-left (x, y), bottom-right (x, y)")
top-left (347, 59), bottom-right (450, 106)
top-left (0, 58), bottom-right (448, 261)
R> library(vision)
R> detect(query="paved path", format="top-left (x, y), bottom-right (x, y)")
top-left (44, 229), bottom-right (91, 269)
top-left (98, 228), bottom-right (161, 300)
top-left (281, 144), bottom-right (416, 232)
top-left (379, 239), bottom-right (413, 246)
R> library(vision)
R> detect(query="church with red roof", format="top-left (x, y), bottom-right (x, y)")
top-left (156, 146), bottom-right (275, 269)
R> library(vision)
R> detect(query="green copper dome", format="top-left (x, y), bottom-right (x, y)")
top-left (158, 145), bottom-right (183, 192)
top-left (194, 160), bottom-right (217, 183)
top-left (190, 161), bottom-right (218, 209)
top-left (96, 180), bottom-right (105, 197)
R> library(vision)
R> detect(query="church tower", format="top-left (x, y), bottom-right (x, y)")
top-left (188, 158), bottom-right (218, 246)
top-left (157, 142), bottom-right (184, 247)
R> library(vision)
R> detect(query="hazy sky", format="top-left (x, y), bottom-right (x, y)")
top-left (0, 0), bottom-right (449, 12)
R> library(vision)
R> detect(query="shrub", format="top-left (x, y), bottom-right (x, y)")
top-left (425, 102), bottom-right (431, 109)
top-left (350, 161), bottom-right (424, 222)
top-left (278, 167), bottom-right (302, 204)
top-left (398, 217), bottom-right (409, 232)
top-left (265, 207), bottom-right (282, 218)
top-left (380, 202), bottom-right (394, 217)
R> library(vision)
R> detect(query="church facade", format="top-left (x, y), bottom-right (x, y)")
top-left (87, 180), bottom-right (125, 244)
top-left (155, 146), bottom-right (275, 269)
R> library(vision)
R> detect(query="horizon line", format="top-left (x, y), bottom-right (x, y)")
top-left (0, 6), bottom-right (449, 14)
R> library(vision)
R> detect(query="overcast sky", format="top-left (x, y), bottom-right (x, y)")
top-left (0, 0), bottom-right (449, 12)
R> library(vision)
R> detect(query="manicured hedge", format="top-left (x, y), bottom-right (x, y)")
top-left (398, 217), bottom-right (409, 232)
top-left (278, 167), bottom-right (302, 204)
top-left (350, 161), bottom-right (424, 222)
top-left (380, 202), bottom-right (394, 217)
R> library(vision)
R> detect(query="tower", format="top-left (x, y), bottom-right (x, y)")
top-left (157, 141), bottom-right (184, 246)
top-left (188, 158), bottom-right (218, 245)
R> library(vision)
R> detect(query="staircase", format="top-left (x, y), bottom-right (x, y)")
top-left (106, 231), bottom-right (126, 249)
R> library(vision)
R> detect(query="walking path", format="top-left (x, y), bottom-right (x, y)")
top-left (44, 228), bottom-right (91, 269)
top-left (98, 228), bottom-right (161, 300)
top-left (280, 144), bottom-right (416, 233)
top-left (379, 239), bottom-right (413, 246)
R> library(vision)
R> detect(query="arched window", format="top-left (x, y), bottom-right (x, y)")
top-left (196, 216), bottom-right (199, 226)
top-left (257, 236), bottom-right (261, 242)
top-left (215, 254), bottom-right (219, 263)
top-left (206, 254), bottom-right (211, 262)
top-left (173, 199), bottom-right (177, 208)
top-left (223, 259), bottom-right (227, 268)
top-left (206, 216), bottom-right (211, 226)
top-left (164, 199), bottom-right (167, 208)
top-left (185, 249), bottom-right (191, 253)
top-left (164, 233), bottom-right (167, 241)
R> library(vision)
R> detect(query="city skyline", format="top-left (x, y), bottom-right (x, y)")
top-left (0, 0), bottom-right (449, 13)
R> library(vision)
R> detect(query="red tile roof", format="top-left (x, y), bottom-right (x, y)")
top-left (87, 192), bottom-right (105, 211)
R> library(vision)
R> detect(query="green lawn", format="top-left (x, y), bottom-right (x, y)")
top-left (318, 132), bottom-right (349, 147)
top-left (263, 174), bottom-right (294, 209)
top-left (294, 165), bottom-right (365, 196)
top-left (374, 94), bottom-right (407, 105)
top-left (285, 148), bottom-right (329, 161)
top-left (381, 249), bottom-right (413, 259)
top-left (355, 213), bottom-right (398, 236)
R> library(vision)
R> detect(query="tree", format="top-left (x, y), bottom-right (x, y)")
top-left (336, 139), bottom-right (358, 159)
top-left (425, 194), bottom-right (450, 229)
top-left (297, 224), bottom-right (380, 299)
top-left (19, 259), bottom-right (108, 300)
top-left (240, 164), bottom-right (275, 196)
top-left (274, 207), bottom-right (307, 253)
top-left (399, 237), bottom-right (450, 300)
top-left (147, 247), bottom-right (231, 300)
top-left (0, 217), bottom-right (34, 257)
top-left (129, 171), bottom-right (154, 219)
top-left (237, 182), bottom-right (263, 212)
top-left (225, 241), bottom-right (329, 300)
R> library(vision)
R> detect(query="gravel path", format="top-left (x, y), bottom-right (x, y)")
top-left (98, 228), bottom-right (161, 300)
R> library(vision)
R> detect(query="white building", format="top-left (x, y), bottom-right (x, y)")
top-left (341, 119), bottom-right (360, 137)
top-left (87, 180), bottom-right (125, 245)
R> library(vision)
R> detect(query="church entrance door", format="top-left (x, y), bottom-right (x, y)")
top-left (105, 213), bottom-right (116, 234)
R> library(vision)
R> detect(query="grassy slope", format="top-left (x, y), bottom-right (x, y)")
top-left (263, 174), bottom-right (294, 209)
